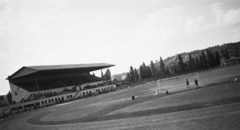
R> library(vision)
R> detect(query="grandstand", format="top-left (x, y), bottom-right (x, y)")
top-left (1, 63), bottom-right (115, 117)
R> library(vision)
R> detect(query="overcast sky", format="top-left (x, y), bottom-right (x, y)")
top-left (0, 0), bottom-right (240, 95)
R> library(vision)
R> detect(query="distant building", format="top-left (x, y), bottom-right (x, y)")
top-left (0, 95), bottom-right (8, 106)
top-left (221, 57), bottom-right (240, 67)
top-left (111, 73), bottom-right (127, 81)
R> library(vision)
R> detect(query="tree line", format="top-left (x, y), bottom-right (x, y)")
top-left (126, 49), bottom-right (230, 82)
top-left (175, 49), bottom-right (229, 73)
top-left (126, 56), bottom-right (170, 82)
top-left (101, 69), bottom-right (111, 81)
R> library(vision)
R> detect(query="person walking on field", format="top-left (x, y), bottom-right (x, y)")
top-left (195, 79), bottom-right (199, 88)
top-left (186, 78), bottom-right (189, 88)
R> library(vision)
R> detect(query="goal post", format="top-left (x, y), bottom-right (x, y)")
top-left (156, 72), bottom-right (200, 93)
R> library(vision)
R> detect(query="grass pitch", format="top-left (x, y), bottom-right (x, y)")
top-left (1, 65), bottom-right (240, 130)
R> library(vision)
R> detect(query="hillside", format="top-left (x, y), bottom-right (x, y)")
top-left (153, 41), bottom-right (240, 70)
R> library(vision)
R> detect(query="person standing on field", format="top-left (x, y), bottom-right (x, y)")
top-left (195, 79), bottom-right (199, 88)
top-left (186, 78), bottom-right (189, 88)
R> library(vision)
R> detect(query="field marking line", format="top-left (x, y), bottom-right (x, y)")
top-left (88, 111), bottom-right (240, 130)
top-left (149, 102), bottom-right (240, 122)
top-left (26, 102), bottom-right (240, 127)
top-left (66, 107), bottom-right (240, 130)
top-left (54, 102), bottom-right (73, 106)
top-left (90, 98), bottom-right (130, 106)
top-left (157, 76), bottom-right (235, 92)
top-left (105, 101), bottom-right (240, 124)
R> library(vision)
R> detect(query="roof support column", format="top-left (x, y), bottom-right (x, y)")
top-left (35, 76), bottom-right (40, 94)
top-left (58, 74), bottom-right (63, 87)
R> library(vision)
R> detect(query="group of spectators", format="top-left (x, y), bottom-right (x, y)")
top-left (82, 81), bottom-right (110, 90)
top-left (21, 79), bottom-right (109, 103)
top-left (26, 91), bottom-right (59, 102)
top-left (38, 75), bottom-right (101, 91)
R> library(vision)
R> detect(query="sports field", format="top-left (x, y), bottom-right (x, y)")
top-left (1, 65), bottom-right (240, 130)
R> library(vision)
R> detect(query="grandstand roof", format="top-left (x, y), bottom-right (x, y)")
top-left (7, 63), bottom-right (114, 80)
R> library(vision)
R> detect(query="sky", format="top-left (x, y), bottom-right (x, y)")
top-left (0, 0), bottom-right (240, 95)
